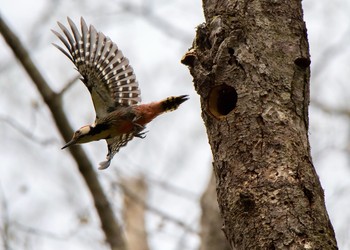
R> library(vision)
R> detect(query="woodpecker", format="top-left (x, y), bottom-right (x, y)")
top-left (52, 17), bottom-right (188, 169)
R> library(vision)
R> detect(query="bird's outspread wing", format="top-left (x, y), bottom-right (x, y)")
top-left (99, 133), bottom-right (135, 170)
top-left (52, 17), bottom-right (141, 119)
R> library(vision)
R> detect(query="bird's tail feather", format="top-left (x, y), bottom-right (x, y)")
top-left (160, 95), bottom-right (189, 113)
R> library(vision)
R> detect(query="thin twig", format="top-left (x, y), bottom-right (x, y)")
top-left (113, 157), bottom-right (199, 201)
top-left (117, 180), bottom-right (198, 235)
top-left (312, 24), bottom-right (350, 79)
top-left (0, 115), bottom-right (57, 146)
top-left (12, 221), bottom-right (79, 241)
top-left (312, 99), bottom-right (350, 117)
top-left (57, 75), bottom-right (80, 97)
top-left (118, 1), bottom-right (193, 42)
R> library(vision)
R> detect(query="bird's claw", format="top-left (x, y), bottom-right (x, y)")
top-left (132, 118), bottom-right (146, 138)
top-left (135, 130), bottom-right (148, 139)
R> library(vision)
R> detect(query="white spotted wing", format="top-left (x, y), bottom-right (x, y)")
top-left (52, 17), bottom-right (141, 119)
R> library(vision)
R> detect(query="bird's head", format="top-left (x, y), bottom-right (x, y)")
top-left (61, 125), bottom-right (92, 149)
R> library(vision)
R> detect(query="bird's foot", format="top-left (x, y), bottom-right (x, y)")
top-left (134, 130), bottom-right (148, 139)
top-left (132, 118), bottom-right (146, 138)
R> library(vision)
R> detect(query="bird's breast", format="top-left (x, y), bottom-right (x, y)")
top-left (95, 104), bottom-right (163, 139)
top-left (109, 120), bottom-right (135, 136)
top-left (133, 103), bottom-right (163, 125)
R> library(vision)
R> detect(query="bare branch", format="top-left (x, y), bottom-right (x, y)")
top-left (27, 0), bottom-right (62, 48)
top-left (117, 180), bottom-right (198, 235)
top-left (312, 99), bottom-right (350, 117)
top-left (118, 2), bottom-right (193, 42)
top-left (114, 161), bottom-right (199, 201)
top-left (199, 173), bottom-right (231, 250)
top-left (146, 176), bottom-right (199, 201)
top-left (312, 25), bottom-right (350, 79)
top-left (122, 177), bottom-right (150, 250)
top-left (0, 15), bottom-right (127, 250)
top-left (0, 115), bottom-right (57, 145)
top-left (0, 185), bottom-right (10, 250)
top-left (12, 221), bottom-right (79, 241)
top-left (57, 75), bottom-right (80, 97)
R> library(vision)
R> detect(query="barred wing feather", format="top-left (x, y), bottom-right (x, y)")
top-left (99, 133), bottom-right (135, 170)
top-left (52, 17), bottom-right (141, 119)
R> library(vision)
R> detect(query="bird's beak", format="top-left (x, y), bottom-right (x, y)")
top-left (61, 138), bottom-right (76, 149)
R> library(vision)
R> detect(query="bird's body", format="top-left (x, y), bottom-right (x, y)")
top-left (53, 17), bottom-right (188, 169)
top-left (76, 99), bottom-right (181, 142)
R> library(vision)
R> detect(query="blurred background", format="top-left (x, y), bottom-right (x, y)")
top-left (0, 0), bottom-right (350, 249)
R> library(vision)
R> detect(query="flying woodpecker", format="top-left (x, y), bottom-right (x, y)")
top-left (52, 17), bottom-right (188, 169)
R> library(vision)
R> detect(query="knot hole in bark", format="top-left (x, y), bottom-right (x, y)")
top-left (181, 49), bottom-right (196, 67)
top-left (294, 57), bottom-right (311, 69)
top-left (208, 84), bottom-right (237, 118)
top-left (302, 186), bottom-right (314, 204)
top-left (227, 47), bottom-right (236, 65)
top-left (239, 193), bottom-right (255, 213)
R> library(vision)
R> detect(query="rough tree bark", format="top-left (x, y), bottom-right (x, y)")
top-left (0, 15), bottom-right (127, 250)
top-left (182, 0), bottom-right (338, 249)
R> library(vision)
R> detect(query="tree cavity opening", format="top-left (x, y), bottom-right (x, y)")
top-left (208, 84), bottom-right (237, 118)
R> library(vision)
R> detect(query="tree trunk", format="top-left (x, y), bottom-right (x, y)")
top-left (182, 0), bottom-right (338, 249)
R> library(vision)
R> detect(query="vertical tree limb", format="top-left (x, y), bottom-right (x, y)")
top-left (122, 177), bottom-right (150, 250)
top-left (0, 15), bottom-right (127, 250)
top-left (200, 172), bottom-right (231, 250)
top-left (182, 0), bottom-right (338, 249)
